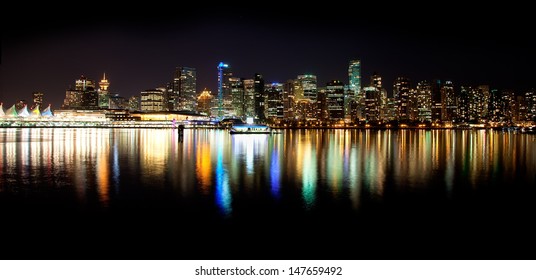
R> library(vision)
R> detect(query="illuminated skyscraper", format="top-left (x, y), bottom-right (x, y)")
top-left (489, 89), bottom-right (502, 122)
top-left (393, 77), bottom-right (411, 121)
top-left (265, 83), bottom-right (284, 121)
top-left (514, 95), bottom-right (528, 122)
top-left (254, 73), bottom-right (265, 122)
top-left (370, 73), bottom-right (387, 120)
top-left (384, 98), bottom-right (398, 121)
top-left (62, 75), bottom-right (98, 110)
top-left (316, 87), bottom-right (328, 121)
top-left (175, 67), bottom-right (197, 111)
top-left (98, 73), bottom-right (110, 109)
top-left (526, 90), bottom-right (536, 121)
top-left (283, 80), bottom-right (295, 120)
top-left (457, 86), bottom-right (471, 122)
top-left (99, 73), bottom-right (109, 91)
top-left (348, 59), bottom-right (361, 98)
top-left (242, 79), bottom-right (256, 118)
top-left (363, 86), bottom-right (380, 121)
top-left (500, 89), bottom-right (515, 122)
top-left (461, 85), bottom-right (485, 122)
top-left (441, 81), bottom-right (456, 121)
top-left (140, 88), bottom-right (165, 112)
top-left (371, 72), bottom-right (382, 92)
top-left (431, 79), bottom-right (442, 122)
top-left (230, 77), bottom-right (244, 117)
top-left (297, 74), bottom-right (317, 101)
top-left (478, 85), bottom-right (490, 120)
top-left (170, 72), bottom-right (180, 110)
top-left (326, 80), bottom-right (345, 120)
top-left (32, 92), bottom-right (44, 108)
top-left (217, 62), bottom-right (232, 118)
top-left (416, 81), bottom-right (432, 122)
top-left (293, 75), bottom-right (317, 120)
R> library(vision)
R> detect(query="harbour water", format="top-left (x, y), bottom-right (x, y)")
top-left (1, 128), bottom-right (535, 259)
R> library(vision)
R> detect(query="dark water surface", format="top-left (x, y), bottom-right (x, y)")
top-left (1, 128), bottom-right (535, 259)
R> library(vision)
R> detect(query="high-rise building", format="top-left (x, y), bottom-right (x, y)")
top-left (431, 79), bottom-right (442, 122)
top-left (140, 88), bottom-right (165, 112)
top-left (525, 90), bottom-right (536, 121)
top-left (230, 77), bottom-right (244, 117)
top-left (217, 62), bottom-right (232, 118)
top-left (457, 86), bottom-right (471, 122)
top-left (416, 81), bottom-right (432, 122)
top-left (32, 92), bottom-right (44, 108)
top-left (265, 83), bottom-right (284, 121)
top-left (408, 89), bottom-right (419, 121)
top-left (75, 76), bottom-right (96, 91)
top-left (513, 95), bottom-right (528, 122)
top-left (348, 59), bottom-right (361, 99)
top-left (98, 73), bottom-right (110, 109)
top-left (489, 89), bottom-right (502, 122)
top-left (465, 86), bottom-right (483, 122)
top-left (384, 98), bottom-right (398, 121)
top-left (326, 80), bottom-right (345, 120)
top-left (293, 75), bottom-right (317, 120)
top-left (347, 98), bottom-right (360, 123)
top-left (364, 86), bottom-right (381, 121)
top-left (501, 89), bottom-right (515, 122)
top-left (242, 79), bottom-right (256, 118)
top-left (370, 73), bottom-right (387, 120)
top-left (478, 85), bottom-right (490, 120)
top-left (457, 85), bottom-right (486, 122)
top-left (316, 87), bottom-right (328, 121)
top-left (99, 73), bottom-right (109, 91)
top-left (170, 72), bottom-right (180, 111)
top-left (371, 72), bottom-right (382, 92)
top-left (393, 77), bottom-right (411, 121)
top-left (62, 75), bottom-right (98, 110)
top-left (441, 81), bottom-right (456, 121)
top-left (173, 67), bottom-right (197, 111)
top-left (343, 85), bottom-right (355, 120)
top-left (253, 73), bottom-right (265, 122)
top-left (283, 80), bottom-right (295, 120)
top-left (297, 74), bottom-right (317, 101)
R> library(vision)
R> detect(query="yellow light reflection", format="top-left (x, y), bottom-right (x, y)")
top-left (196, 136), bottom-right (213, 195)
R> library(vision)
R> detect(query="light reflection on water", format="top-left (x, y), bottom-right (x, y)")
top-left (0, 128), bottom-right (535, 216)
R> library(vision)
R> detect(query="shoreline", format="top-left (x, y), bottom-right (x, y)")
top-left (0, 124), bottom-right (528, 131)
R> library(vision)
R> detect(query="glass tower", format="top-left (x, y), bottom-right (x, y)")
top-left (348, 60), bottom-right (361, 98)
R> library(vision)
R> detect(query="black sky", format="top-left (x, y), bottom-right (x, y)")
top-left (1, 4), bottom-right (534, 107)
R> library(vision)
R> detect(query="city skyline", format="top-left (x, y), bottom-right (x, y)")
top-left (1, 5), bottom-right (534, 107)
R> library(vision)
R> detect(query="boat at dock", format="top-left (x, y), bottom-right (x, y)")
top-left (229, 124), bottom-right (273, 134)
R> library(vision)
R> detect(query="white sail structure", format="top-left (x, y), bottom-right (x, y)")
top-left (18, 105), bottom-right (30, 117)
top-left (0, 103), bottom-right (5, 117)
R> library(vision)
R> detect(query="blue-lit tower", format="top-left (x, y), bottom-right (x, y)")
top-left (217, 62), bottom-right (229, 119)
top-left (348, 59), bottom-right (361, 98)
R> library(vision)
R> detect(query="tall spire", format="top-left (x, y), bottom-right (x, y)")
top-left (99, 72), bottom-right (110, 92)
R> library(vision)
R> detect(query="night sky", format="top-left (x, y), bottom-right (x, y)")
top-left (1, 4), bottom-right (534, 108)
